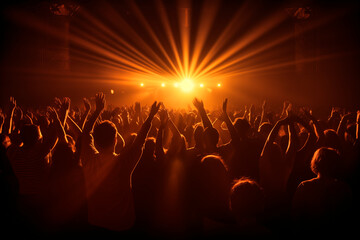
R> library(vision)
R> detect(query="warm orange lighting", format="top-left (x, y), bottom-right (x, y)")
top-left (180, 78), bottom-right (194, 93)
top-left (174, 82), bottom-right (179, 88)
top-left (110, 89), bottom-right (114, 94)
top-left (140, 82), bottom-right (144, 87)
top-left (199, 83), bottom-right (204, 88)
top-left (217, 83), bottom-right (221, 87)
top-left (161, 82), bottom-right (166, 87)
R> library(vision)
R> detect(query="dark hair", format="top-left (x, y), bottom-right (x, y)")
top-left (234, 118), bottom-right (250, 138)
top-left (230, 177), bottom-right (264, 219)
top-left (311, 147), bottom-right (342, 178)
top-left (93, 120), bottom-right (117, 150)
top-left (20, 124), bottom-right (41, 146)
top-left (203, 127), bottom-right (219, 148)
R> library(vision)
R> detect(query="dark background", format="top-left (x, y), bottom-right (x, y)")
top-left (0, 0), bottom-right (359, 111)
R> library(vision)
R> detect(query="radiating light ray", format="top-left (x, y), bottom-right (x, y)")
top-left (74, 8), bottom-right (172, 75)
top-left (193, 6), bottom-right (351, 81)
top-left (188, 0), bottom-right (220, 77)
top-left (179, 4), bottom-right (190, 77)
top-left (156, 0), bottom-right (185, 77)
top-left (193, 9), bottom-right (288, 80)
top-left (127, 1), bottom-right (182, 77)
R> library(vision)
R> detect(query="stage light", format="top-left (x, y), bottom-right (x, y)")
top-left (217, 83), bottom-right (221, 87)
top-left (140, 82), bottom-right (144, 87)
top-left (110, 89), bottom-right (114, 94)
top-left (161, 82), bottom-right (166, 87)
top-left (199, 83), bottom-right (204, 88)
top-left (180, 78), bottom-right (194, 93)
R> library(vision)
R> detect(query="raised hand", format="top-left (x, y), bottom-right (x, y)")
top-left (83, 98), bottom-right (91, 111)
top-left (95, 92), bottom-right (106, 112)
top-left (158, 109), bottom-right (169, 127)
top-left (149, 101), bottom-right (161, 118)
top-left (9, 96), bottom-right (16, 110)
top-left (62, 97), bottom-right (71, 112)
top-left (193, 98), bottom-right (204, 110)
top-left (222, 98), bottom-right (228, 113)
top-left (135, 102), bottom-right (141, 115)
top-left (47, 106), bottom-right (59, 121)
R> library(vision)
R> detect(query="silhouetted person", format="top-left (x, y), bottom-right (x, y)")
top-left (80, 93), bottom-right (160, 235)
top-left (292, 147), bottom-right (353, 236)
top-left (7, 122), bottom-right (57, 232)
top-left (229, 177), bottom-right (270, 236)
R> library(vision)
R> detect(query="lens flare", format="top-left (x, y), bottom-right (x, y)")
top-left (180, 78), bottom-right (194, 93)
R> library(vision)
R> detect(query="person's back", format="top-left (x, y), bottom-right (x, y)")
top-left (7, 124), bottom-right (56, 231)
top-left (80, 94), bottom-right (160, 233)
top-left (81, 121), bottom-right (137, 231)
top-left (292, 147), bottom-right (353, 235)
top-left (48, 142), bottom-right (87, 232)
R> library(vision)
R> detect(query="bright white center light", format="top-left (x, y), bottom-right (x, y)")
top-left (180, 78), bottom-right (194, 93)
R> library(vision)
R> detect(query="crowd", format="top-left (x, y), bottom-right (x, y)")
top-left (0, 93), bottom-right (359, 238)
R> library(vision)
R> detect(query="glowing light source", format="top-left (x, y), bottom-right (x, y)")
top-left (180, 78), bottom-right (194, 93)
top-left (199, 83), bottom-right (204, 88)
top-left (161, 82), bottom-right (166, 87)
top-left (174, 82), bottom-right (179, 88)
top-left (217, 83), bottom-right (221, 87)
top-left (140, 82), bottom-right (144, 87)
top-left (110, 89), bottom-right (114, 94)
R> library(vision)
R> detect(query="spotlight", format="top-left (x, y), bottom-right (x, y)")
top-left (161, 83), bottom-right (166, 87)
top-left (217, 83), bottom-right (221, 87)
top-left (180, 78), bottom-right (194, 93)
top-left (140, 83), bottom-right (144, 87)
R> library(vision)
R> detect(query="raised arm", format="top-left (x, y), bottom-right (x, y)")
top-left (78, 98), bottom-right (91, 130)
top-left (155, 109), bottom-right (168, 163)
top-left (193, 98), bottom-right (212, 129)
top-left (127, 101), bottom-right (161, 170)
top-left (221, 98), bottom-right (240, 145)
top-left (132, 101), bottom-right (161, 150)
top-left (3, 97), bottom-right (16, 135)
top-left (82, 92), bottom-right (105, 135)
top-left (66, 116), bottom-right (82, 141)
top-left (284, 117), bottom-right (299, 162)
top-left (337, 112), bottom-right (354, 141)
top-left (357, 111), bottom-right (360, 142)
top-left (48, 107), bottom-right (67, 144)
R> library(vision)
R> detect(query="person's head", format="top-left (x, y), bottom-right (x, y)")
top-left (0, 134), bottom-right (11, 149)
top-left (20, 124), bottom-right (42, 147)
top-left (93, 120), bottom-right (117, 152)
top-left (311, 147), bottom-right (342, 179)
top-left (51, 142), bottom-right (76, 170)
top-left (230, 178), bottom-right (265, 222)
top-left (197, 155), bottom-right (230, 216)
top-left (202, 127), bottom-right (219, 151)
top-left (234, 118), bottom-right (251, 139)
top-left (345, 123), bottom-right (356, 144)
top-left (323, 129), bottom-right (341, 151)
top-left (168, 134), bottom-right (187, 156)
top-left (193, 124), bottom-right (204, 148)
top-left (265, 142), bottom-right (283, 164)
top-left (143, 137), bottom-right (156, 156)
top-left (258, 122), bottom-right (272, 141)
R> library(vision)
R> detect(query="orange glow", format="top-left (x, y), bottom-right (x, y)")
top-left (180, 78), bottom-right (194, 93)
top-left (5, 0), bottom-right (350, 109)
